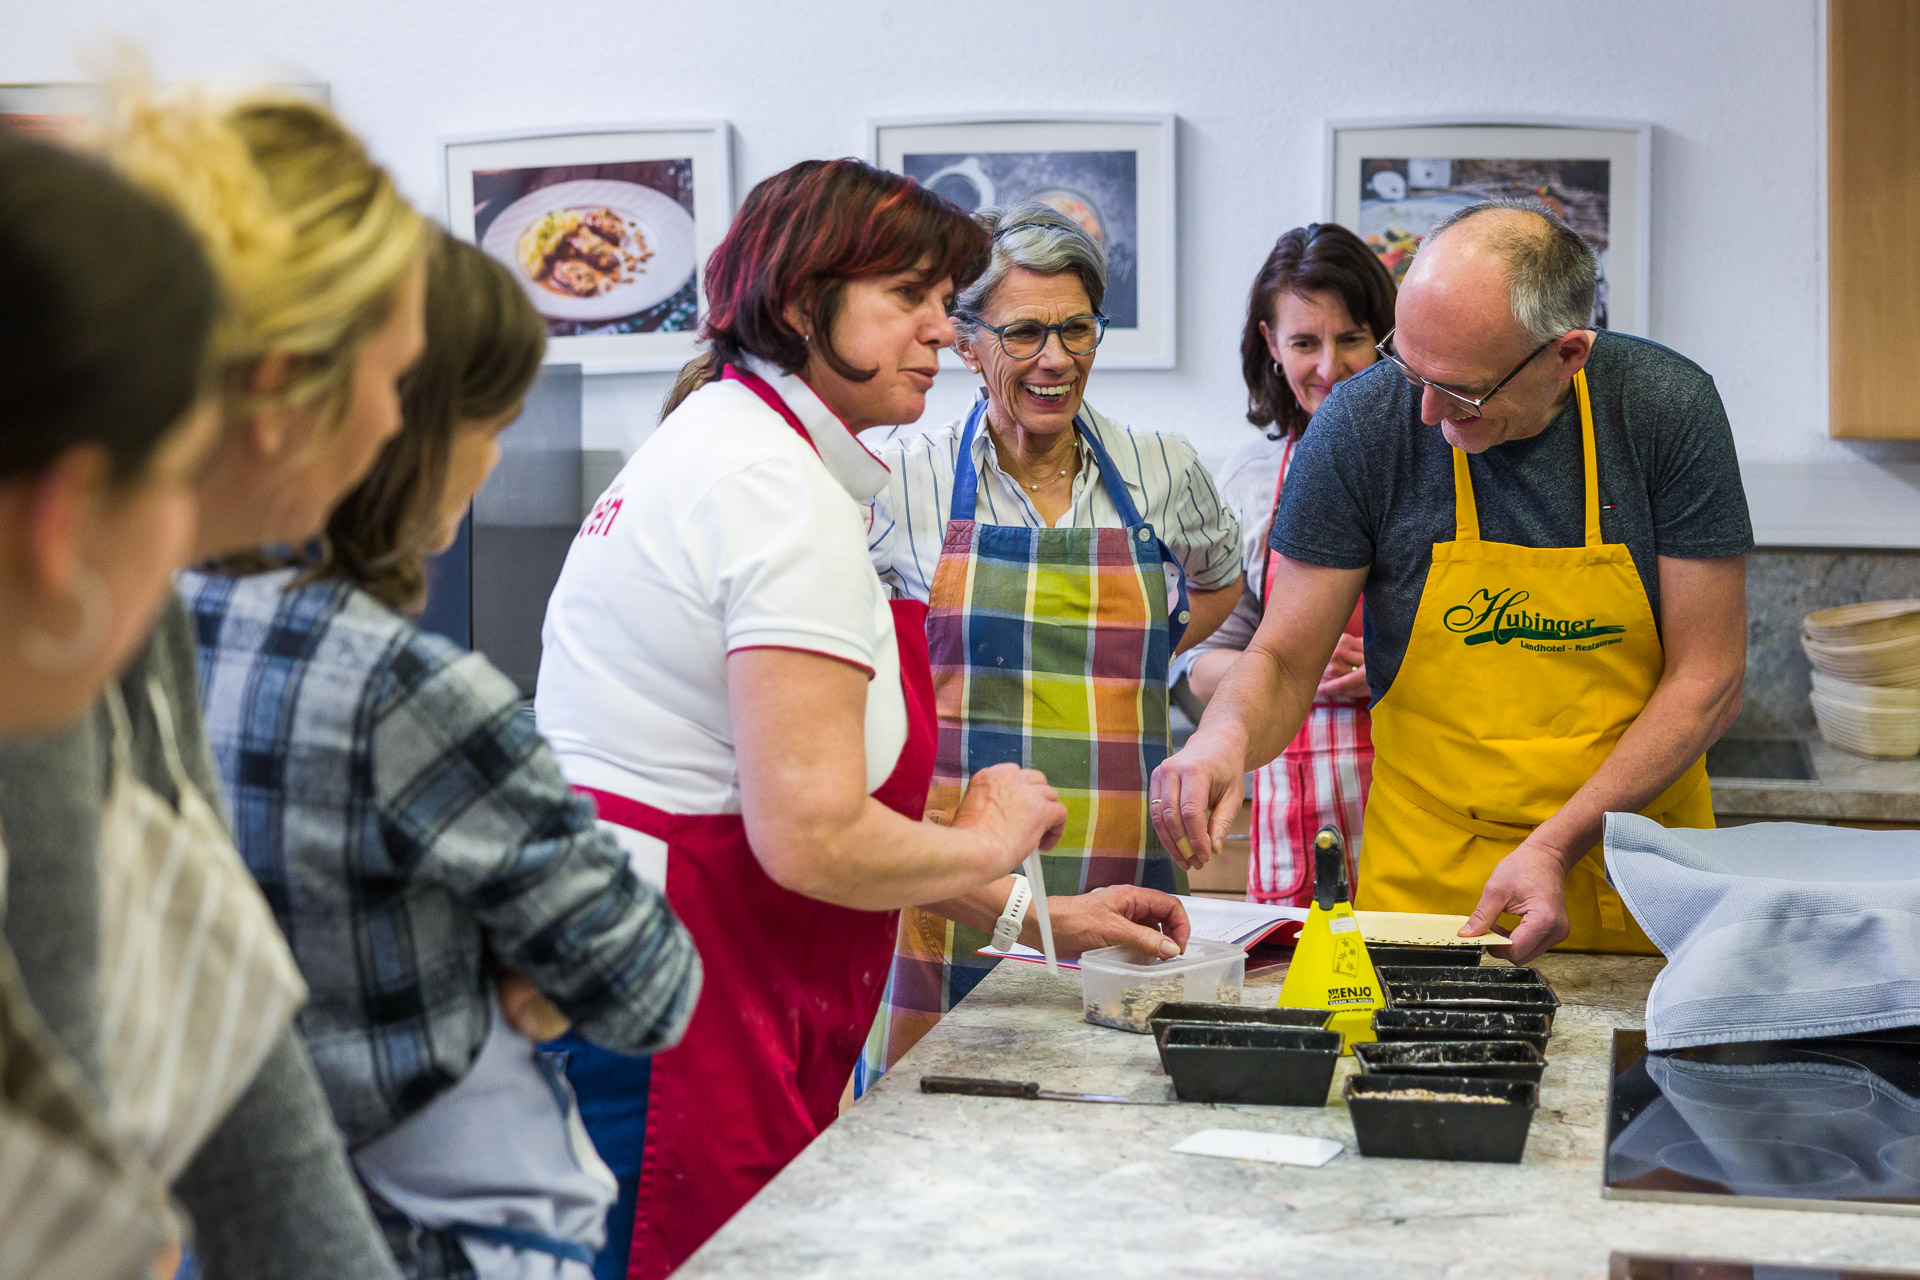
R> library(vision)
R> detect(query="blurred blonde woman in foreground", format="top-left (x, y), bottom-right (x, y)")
top-left (0, 80), bottom-right (428, 1280)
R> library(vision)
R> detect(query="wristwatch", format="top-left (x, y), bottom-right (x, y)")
top-left (990, 875), bottom-right (1034, 951)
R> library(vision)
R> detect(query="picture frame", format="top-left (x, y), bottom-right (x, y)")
top-left (1, 80), bottom-right (329, 146)
top-left (871, 113), bottom-right (1178, 369)
top-left (441, 123), bottom-right (734, 374)
top-left (1325, 117), bottom-right (1653, 336)
top-left (0, 84), bottom-right (105, 143)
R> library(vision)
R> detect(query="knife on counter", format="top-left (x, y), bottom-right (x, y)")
top-left (919, 1075), bottom-right (1170, 1105)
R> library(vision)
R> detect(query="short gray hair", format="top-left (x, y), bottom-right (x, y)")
top-left (952, 201), bottom-right (1109, 337)
top-left (1422, 198), bottom-right (1599, 342)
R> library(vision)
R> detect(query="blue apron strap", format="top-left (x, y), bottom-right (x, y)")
top-left (1074, 414), bottom-right (1191, 650)
top-left (448, 1221), bottom-right (597, 1267)
top-left (1072, 413), bottom-right (1147, 528)
top-left (374, 1213), bottom-right (596, 1267)
top-left (948, 397), bottom-right (989, 523)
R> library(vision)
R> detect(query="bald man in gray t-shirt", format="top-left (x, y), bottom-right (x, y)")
top-left (1150, 201), bottom-right (1750, 962)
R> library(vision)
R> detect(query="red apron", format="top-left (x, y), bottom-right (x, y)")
top-left (1246, 432), bottom-right (1374, 904)
top-left (581, 367), bottom-right (937, 1280)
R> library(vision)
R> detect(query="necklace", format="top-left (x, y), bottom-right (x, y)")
top-left (987, 421), bottom-right (1075, 492)
top-left (1020, 467), bottom-right (1068, 492)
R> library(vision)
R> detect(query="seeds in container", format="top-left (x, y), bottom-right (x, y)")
top-left (1086, 973), bottom-right (1186, 1032)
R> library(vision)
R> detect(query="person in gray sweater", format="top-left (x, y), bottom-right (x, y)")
top-left (1, 606), bottom-right (405, 1279)
top-left (0, 128), bottom-right (344, 1280)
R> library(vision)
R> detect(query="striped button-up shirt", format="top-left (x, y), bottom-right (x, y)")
top-left (861, 399), bottom-right (1242, 603)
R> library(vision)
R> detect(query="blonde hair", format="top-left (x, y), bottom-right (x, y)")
top-left (93, 83), bottom-right (428, 434)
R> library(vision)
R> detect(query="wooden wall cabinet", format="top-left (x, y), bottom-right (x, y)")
top-left (1829, 0), bottom-right (1920, 438)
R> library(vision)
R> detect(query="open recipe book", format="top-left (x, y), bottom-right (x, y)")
top-left (977, 896), bottom-right (1309, 970)
top-left (976, 900), bottom-right (1500, 969)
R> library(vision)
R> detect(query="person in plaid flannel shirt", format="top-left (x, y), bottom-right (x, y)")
top-left (181, 236), bottom-right (700, 1280)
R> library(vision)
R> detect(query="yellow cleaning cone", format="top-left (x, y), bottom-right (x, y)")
top-left (1277, 826), bottom-right (1384, 1054)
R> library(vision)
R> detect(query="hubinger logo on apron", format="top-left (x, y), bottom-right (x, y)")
top-left (1357, 368), bottom-right (1715, 954)
top-left (1443, 587), bottom-right (1627, 652)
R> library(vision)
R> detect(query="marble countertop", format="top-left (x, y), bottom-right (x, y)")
top-left (1713, 735), bottom-right (1920, 822)
top-left (678, 953), bottom-right (1920, 1279)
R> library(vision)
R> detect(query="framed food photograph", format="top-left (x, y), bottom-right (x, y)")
top-left (2, 80), bottom-right (329, 146)
top-left (0, 84), bottom-right (106, 143)
top-left (441, 124), bottom-right (733, 373)
top-left (1326, 118), bottom-right (1652, 336)
top-left (871, 113), bottom-right (1177, 368)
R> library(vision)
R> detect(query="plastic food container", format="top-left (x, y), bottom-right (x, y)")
top-left (1161, 1024), bottom-right (1341, 1106)
top-left (1370, 1008), bottom-right (1552, 1053)
top-left (1081, 939), bottom-right (1244, 1032)
top-left (1364, 943), bottom-right (1485, 969)
top-left (1352, 1039), bottom-right (1547, 1084)
top-left (1344, 1073), bottom-right (1539, 1163)
top-left (1385, 980), bottom-right (1561, 1026)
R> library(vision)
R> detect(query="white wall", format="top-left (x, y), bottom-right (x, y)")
top-left (13, 0), bottom-right (1906, 542)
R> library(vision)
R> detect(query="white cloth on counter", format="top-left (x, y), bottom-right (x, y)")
top-left (1603, 813), bottom-right (1920, 1050)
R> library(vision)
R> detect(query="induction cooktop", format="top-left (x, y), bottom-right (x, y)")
top-left (1611, 1253), bottom-right (1920, 1279)
top-left (1604, 1028), bottom-right (1920, 1217)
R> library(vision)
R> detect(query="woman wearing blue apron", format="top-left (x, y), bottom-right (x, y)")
top-left (863, 202), bottom-right (1245, 1078)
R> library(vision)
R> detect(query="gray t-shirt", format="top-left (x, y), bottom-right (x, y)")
top-left (1270, 331), bottom-right (1753, 704)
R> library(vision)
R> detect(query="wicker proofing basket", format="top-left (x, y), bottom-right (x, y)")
top-left (1800, 630), bottom-right (1920, 688)
top-left (1803, 599), bottom-right (1920, 646)
top-left (1810, 670), bottom-right (1920, 710)
top-left (1809, 690), bottom-right (1920, 758)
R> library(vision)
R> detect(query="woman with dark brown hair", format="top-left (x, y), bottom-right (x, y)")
top-left (181, 235), bottom-right (702, 1280)
top-left (534, 159), bottom-right (1066, 1279)
top-left (1174, 222), bottom-right (1395, 906)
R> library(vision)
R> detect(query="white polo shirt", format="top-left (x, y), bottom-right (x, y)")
top-left (535, 360), bottom-right (908, 859)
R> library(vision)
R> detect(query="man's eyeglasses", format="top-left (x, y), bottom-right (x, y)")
top-left (963, 313), bottom-right (1108, 360)
top-left (1375, 326), bottom-right (1560, 417)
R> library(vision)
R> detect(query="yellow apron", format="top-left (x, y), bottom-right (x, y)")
top-left (1359, 369), bottom-right (1714, 954)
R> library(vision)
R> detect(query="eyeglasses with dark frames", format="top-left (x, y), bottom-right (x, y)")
top-left (963, 313), bottom-right (1108, 360)
top-left (1375, 326), bottom-right (1561, 417)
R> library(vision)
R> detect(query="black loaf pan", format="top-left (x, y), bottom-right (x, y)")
top-left (1376, 965), bottom-right (1547, 989)
top-left (1370, 1008), bottom-right (1552, 1053)
top-left (1344, 1073), bottom-right (1538, 1163)
top-left (1363, 943), bottom-right (1484, 969)
top-left (1351, 1038), bottom-right (1546, 1084)
top-left (1386, 980), bottom-right (1560, 1026)
top-left (1160, 1024), bottom-right (1341, 1106)
top-left (1147, 1002), bottom-right (1331, 1051)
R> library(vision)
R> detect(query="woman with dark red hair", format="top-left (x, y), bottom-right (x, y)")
top-left (534, 159), bottom-right (1066, 1279)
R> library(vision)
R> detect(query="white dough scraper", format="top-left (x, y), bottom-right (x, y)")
top-left (1023, 850), bottom-right (1059, 978)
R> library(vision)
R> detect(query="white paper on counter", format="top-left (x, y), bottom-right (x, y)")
top-left (1172, 1129), bottom-right (1343, 1168)
top-left (978, 896), bottom-right (1307, 969)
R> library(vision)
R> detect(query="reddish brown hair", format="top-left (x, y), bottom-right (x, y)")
top-left (1240, 223), bottom-right (1397, 439)
top-left (663, 158), bottom-right (989, 416)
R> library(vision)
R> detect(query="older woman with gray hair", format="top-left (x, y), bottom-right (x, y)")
top-left (860, 201), bottom-right (1242, 1078)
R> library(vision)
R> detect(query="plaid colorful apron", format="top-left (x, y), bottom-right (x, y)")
top-left (863, 401), bottom-right (1188, 1082)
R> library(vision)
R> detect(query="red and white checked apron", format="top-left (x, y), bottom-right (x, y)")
top-left (579, 367), bottom-right (938, 1280)
top-left (1246, 434), bottom-right (1374, 905)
